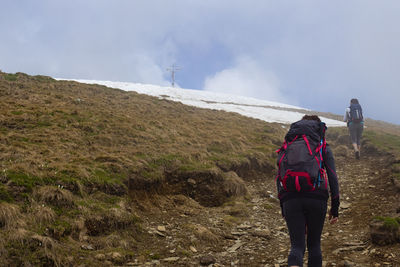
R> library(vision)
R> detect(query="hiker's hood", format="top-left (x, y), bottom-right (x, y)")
top-left (285, 120), bottom-right (326, 143)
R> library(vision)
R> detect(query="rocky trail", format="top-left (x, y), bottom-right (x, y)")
top-left (122, 151), bottom-right (399, 267)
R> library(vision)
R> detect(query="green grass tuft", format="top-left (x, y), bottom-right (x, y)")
top-left (34, 75), bottom-right (54, 82)
top-left (375, 216), bottom-right (400, 230)
top-left (4, 73), bottom-right (18, 81)
top-left (0, 185), bottom-right (14, 202)
top-left (6, 171), bottom-right (43, 192)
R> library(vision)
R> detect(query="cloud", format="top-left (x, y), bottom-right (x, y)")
top-left (1, 1), bottom-right (400, 123)
top-left (203, 57), bottom-right (284, 102)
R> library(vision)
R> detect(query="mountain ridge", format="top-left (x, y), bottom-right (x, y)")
top-left (61, 78), bottom-right (347, 127)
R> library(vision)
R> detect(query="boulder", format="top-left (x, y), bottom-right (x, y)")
top-left (369, 218), bottom-right (400, 245)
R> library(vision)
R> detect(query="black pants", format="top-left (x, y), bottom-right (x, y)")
top-left (283, 198), bottom-right (327, 267)
top-left (348, 122), bottom-right (364, 146)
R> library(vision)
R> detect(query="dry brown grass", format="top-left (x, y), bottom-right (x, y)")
top-left (71, 217), bottom-right (87, 242)
top-left (7, 228), bottom-right (31, 248)
top-left (84, 207), bottom-right (137, 236)
top-left (30, 202), bottom-right (56, 226)
top-left (0, 202), bottom-right (23, 229)
top-left (185, 223), bottom-right (219, 244)
top-left (34, 186), bottom-right (75, 207)
top-left (0, 233), bottom-right (6, 258)
top-left (222, 200), bottom-right (249, 218)
top-left (222, 171), bottom-right (248, 197)
top-left (101, 233), bottom-right (135, 249)
top-left (333, 144), bottom-right (351, 158)
top-left (4, 227), bottom-right (64, 266)
top-left (31, 234), bottom-right (62, 267)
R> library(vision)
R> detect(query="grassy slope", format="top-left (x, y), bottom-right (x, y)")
top-left (1, 72), bottom-right (285, 186)
top-left (0, 72), bottom-right (287, 265)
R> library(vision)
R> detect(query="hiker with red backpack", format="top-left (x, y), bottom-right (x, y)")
top-left (276, 115), bottom-right (340, 267)
top-left (344, 98), bottom-right (364, 159)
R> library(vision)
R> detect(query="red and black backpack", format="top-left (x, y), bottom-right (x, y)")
top-left (276, 120), bottom-right (327, 194)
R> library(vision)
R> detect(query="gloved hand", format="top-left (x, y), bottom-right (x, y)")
top-left (330, 198), bottom-right (340, 217)
top-left (329, 198), bottom-right (340, 224)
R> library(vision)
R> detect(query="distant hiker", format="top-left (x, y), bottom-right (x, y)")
top-left (276, 115), bottom-right (340, 267)
top-left (344, 98), bottom-right (364, 159)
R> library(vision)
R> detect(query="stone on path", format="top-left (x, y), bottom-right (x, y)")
top-left (332, 245), bottom-right (365, 255)
top-left (227, 241), bottom-right (245, 253)
top-left (162, 257), bottom-right (180, 262)
top-left (199, 255), bottom-right (216, 265)
top-left (340, 201), bottom-right (351, 209)
top-left (251, 228), bottom-right (271, 239)
top-left (157, 225), bottom-right (166, 232)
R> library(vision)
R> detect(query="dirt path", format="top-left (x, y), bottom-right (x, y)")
top-left (133, 153), bottom-right (399, 267)
top-left (322, 154), bottom-right (399, 266)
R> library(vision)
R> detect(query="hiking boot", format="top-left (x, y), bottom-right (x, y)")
top-left (355, 151), bottom-right (360, 159)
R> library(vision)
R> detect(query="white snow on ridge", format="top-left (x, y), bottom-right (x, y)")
top-left (59, 79), bottom-right (346, 127)
top-left (69, 79), bottom-right (301, 109)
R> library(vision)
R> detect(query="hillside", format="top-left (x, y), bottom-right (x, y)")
top-left (63, 78), bottom-right (347, 127)
top-left (0, 72), bottom-right (399, 266)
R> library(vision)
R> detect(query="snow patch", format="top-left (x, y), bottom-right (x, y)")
top-left (57, 78), bottom-right (346, 127)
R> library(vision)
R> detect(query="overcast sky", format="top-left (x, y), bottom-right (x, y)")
top-left (1, 0), bottom-right (400, 124)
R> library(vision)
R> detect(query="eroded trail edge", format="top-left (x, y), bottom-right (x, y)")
top-left (133, 152), bottom-right (399, 267)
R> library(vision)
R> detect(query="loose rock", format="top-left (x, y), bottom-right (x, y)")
top-left (157, 225), bottom-right (166, 232)
top-left (162, 257), bottom-right (180, 262)
top-left (199, 255), bottom-right (216, 265)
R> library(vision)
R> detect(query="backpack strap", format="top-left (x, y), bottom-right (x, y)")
top-left (275, 135), bottom-right (300, 187)
top-left (302, 135), bottom-right (313, 155)
top-left (275, 135), bottom-right (299, 154)
top-left (316, 122), bottom-right (327, 187)
top-left (275, 141), bottom-right (287, 154)
top-left (275, 151), bottom-right (286, 182)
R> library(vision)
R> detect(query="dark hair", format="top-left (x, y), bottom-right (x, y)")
top-left (350, 98), bottom-right (359, 104)
top-left (302, 115), bottom-right (321, 122)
